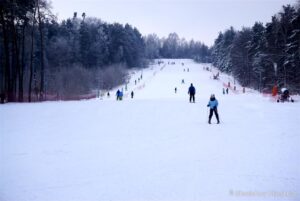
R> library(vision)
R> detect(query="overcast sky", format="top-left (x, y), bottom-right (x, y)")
top-left (50, 0), bottom-right (296, 46)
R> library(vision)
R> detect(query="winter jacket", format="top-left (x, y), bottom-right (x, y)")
top-left (188, 86), bottom-right (196, 94)
top-left (207, 98), bottom-right (218, 109)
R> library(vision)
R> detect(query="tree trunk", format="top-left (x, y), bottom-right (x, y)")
top-left (0, 9), bottom-right (11, 102)
top-left (12, 20), bottom-right (20, 102)
top-left (29, 8), bottom-right (36, 102)
top-left (19, 21), bottom-right (26, 102)
top-left (37, 0), bottom-right (45, 101)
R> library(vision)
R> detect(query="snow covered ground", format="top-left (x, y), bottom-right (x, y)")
top-left (1, 59), bottom-right (299, 201)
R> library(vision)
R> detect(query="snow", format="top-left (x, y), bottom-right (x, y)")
top-left (1, 59), bottom-right (300, 201)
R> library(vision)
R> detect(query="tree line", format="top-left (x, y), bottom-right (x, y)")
top-left (144, 32), bottom-right (211, 63)
top-left (0, 0), bottom-right (210, 103)
top-left (0, 0), bottom-right (146, 102)
top-left (211, 3), bottom-right (300, 93)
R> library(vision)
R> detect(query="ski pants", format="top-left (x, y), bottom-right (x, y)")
top-left (189, 94), bottom-right (195, 102)
top-left (209, 108), bottom-right (219, 122)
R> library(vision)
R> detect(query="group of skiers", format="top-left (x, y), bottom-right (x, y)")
top-left (116, 90), bottom-right (124, 101)
top-left (115, 90), bottom-right (135, 100)
top-left (172, 83), bottom-right (221, 124)
top-left (222, 88), bottom-right (229, 94)
top-left (113, 65), bottom-right (221, 124)
top-left (187, 83), bottom-right (220, 124)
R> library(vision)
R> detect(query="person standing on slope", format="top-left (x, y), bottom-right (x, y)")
top-left (207, 94), bottom-right (220, 124)
top-left (116, 90), bottom-right (121, 100)
top-left (188, 83), bottom-right (196, 103)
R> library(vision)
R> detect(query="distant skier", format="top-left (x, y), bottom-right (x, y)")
top-left (188, 83), bottom-right (196, 103)
top-left (182, 79), bottom-right (185, 84)
top-left (226, 88), bottom-right (229, 94)
top-left (135, 80), bottom-right (137, 85)
top-left (131, 91), bottom-right (134, 99)
top-left (207, 94), bottom-right (220, 124)
top-left (116, 90), bottom-right (121, 100)
top-left (175, 87), bottom-right (177, 93)
top-left (223, 88), bottom-right (225, 95)
top-left (119, 91), bottom-right (123, 100)
top-left (107, 92), bottom-right (110, 97)
top-left (187, 68), bottom-right (189, 72)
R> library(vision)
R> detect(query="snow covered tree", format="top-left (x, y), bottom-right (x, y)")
top-left (144, 34), bottom-right (161, 59)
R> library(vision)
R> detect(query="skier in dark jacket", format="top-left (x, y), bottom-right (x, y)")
top-left (116, 90), bottom-right (121, 100)
top-left (207, 94), bottom-right (220, 124)
top-left (188, 83), bottom-right (196, 103)
top-left (131, 91), bottom-right (134, 99)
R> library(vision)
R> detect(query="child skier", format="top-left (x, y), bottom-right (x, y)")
top-left (207, 94), bottom-right (220, 124)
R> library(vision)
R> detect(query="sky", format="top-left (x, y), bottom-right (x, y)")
top-left (50, 0), bottom-right (296, 46)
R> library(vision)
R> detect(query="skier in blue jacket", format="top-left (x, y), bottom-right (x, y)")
top-left (207, 94), bottom-right (220, 124)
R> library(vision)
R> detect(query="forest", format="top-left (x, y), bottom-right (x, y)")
top-left (0, 0), bottom-right (210, 102)
top-left (211, 3), bottom-right (300, 93)
top-left (1, 0), bottom-right (299, 103)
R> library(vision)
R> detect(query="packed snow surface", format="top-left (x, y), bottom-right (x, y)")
top-left (1, 59), bottom-right (299, 201)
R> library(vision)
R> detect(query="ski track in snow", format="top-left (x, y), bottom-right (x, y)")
top-left (1, 59), bottom-right (300, 201)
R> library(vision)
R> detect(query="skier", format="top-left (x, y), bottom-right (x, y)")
top-left (107, 92), bottom-right (110, 97)
top-left (223, 88), bottom-right (225, 95)
top-left (131, 91), bottom-right (134, 99)
top-left (116, 90), bottom-right (121, 100)
top-left (119, 91), bottom-right (123, 100)
top-left (187, 68), bottom-right (189, 72)
top-left (182, 79), bottom-right (185, 84)
top-left (226, 88), bottom-right (229, 94)
top-left (188, 83), bottom-right (196, 103)
top-left (175, 87), bottom-right (177, 93)
top-left (207, 94), bottom-right (220, 124)
top-left (135, 80), bottom-right (137, 85)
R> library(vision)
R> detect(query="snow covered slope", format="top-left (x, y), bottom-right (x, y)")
top-left (1, 59), bottom-right (299, 201)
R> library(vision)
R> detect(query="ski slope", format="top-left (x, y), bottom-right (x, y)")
top-left (1, 59), bottom-right (299, 201)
